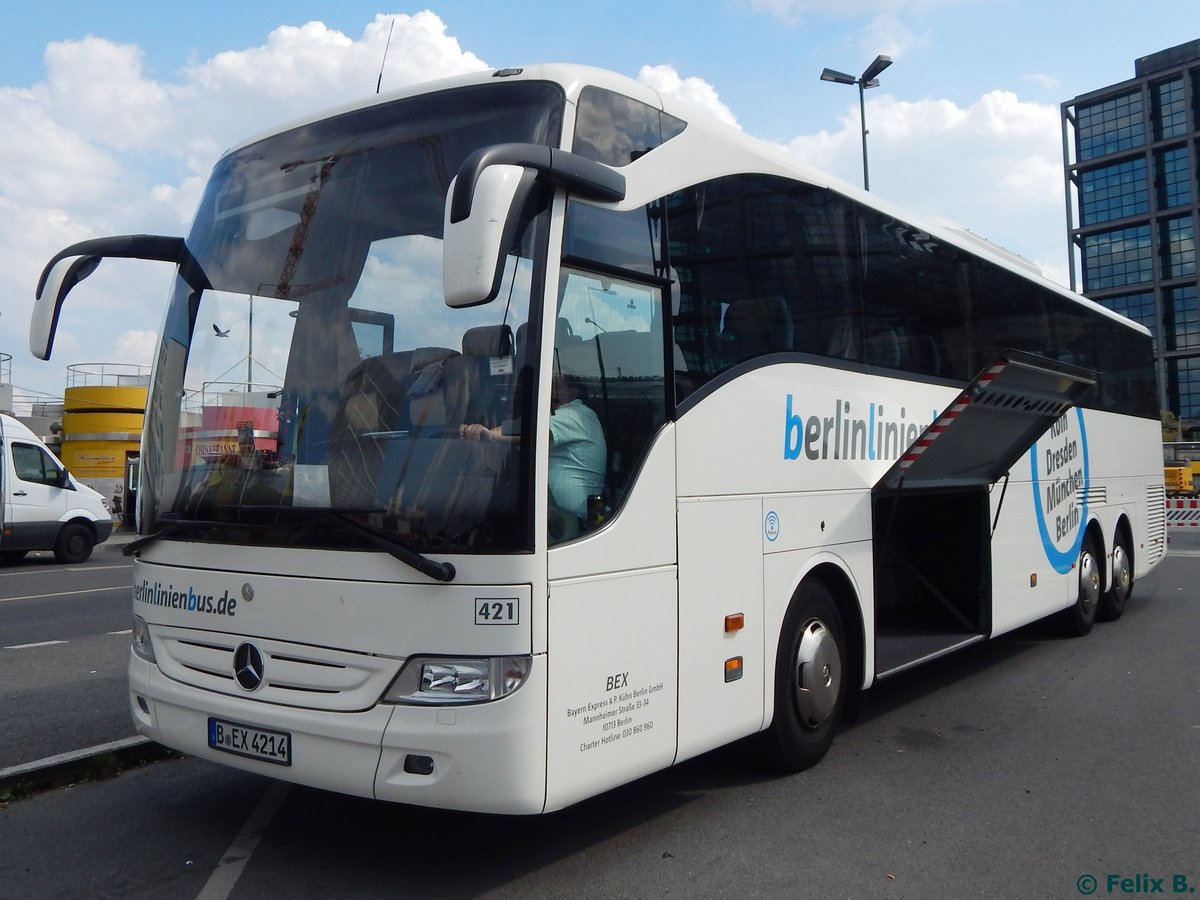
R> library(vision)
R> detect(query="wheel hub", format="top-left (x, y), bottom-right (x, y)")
top-left (793, 618), bottom-right (841, 728)
top-left (1112, 544), bottom-right (1131, 596)
top-left (1078, 547), bottom-right (1100, 614)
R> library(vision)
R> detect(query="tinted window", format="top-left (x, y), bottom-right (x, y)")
top-left (668, 175), bottom-right (859, 385)
top-left (860, 211), bottom-right (972, 380)
top-left (573, 87), bottom-right (686, 167)
top-left (558, 205), bottom-right (670, 538)
top-left (664, 173), bottom-right (1155, 417)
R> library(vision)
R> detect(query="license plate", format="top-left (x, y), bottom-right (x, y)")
top-left (208, 717), bottom-right (292, 766)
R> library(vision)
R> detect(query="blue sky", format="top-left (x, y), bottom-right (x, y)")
top-left (0, 2), bottom-right (1193, 405)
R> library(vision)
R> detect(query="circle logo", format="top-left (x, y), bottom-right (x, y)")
top-left (233, 642), bottom-right (266, 692)
top-left (764, 510), bottom-right (780, 542)
top-left (1030, 408), bottom-right (1089, 574)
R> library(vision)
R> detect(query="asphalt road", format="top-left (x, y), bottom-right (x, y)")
top-left (0, 542), bottom-right (134, 767)
top-left (1, 534), bottom-right (1197, 898)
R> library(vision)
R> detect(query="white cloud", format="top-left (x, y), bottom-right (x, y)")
top-left (859, 14), bottom-right (925, 59)
top-left (176, 13), bottom-right (488, 147)
top-left (0, 13), bottom-right (489, 406)
top-left (43, 36), bottom-right (171, 150)
top-left (638, 65), bottom-right (741, 128)
top-left (0, 86), bottom-right (126, 212)
top-left (114, 330), bottom-right (158, 366)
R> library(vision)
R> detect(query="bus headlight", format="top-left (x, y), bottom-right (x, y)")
top-left (132, 616), bottom-right (157, 663)
top-left (383, 656), bottom-right (531, 705)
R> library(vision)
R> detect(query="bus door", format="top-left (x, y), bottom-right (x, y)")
top-left (543, 269), bottom-right (678, 811)
top-left (871, 351), bottom-right (1095, 677)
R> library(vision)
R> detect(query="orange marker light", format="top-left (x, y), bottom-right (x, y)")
top-left (724, 613), bottom-right (745, 633)
top-left (724, 656), bottom-right (743, 682)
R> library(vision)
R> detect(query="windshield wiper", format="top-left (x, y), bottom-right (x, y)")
top-left (239, 506), bottom-right (457, 583)
top-left (122, 518), bottom-right (217, 556)
top-left (125, 509), bottom-right (457, 583)
top-left (323, 511), bottom-right (457, 583)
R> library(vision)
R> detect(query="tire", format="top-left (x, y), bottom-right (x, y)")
top-left (760, 580), bottom-right (846, 772)
top-left (1059, 532), bottom-right (1101, 637)
top-left (1097, 530), bottom-right (1133, 622)
top-left (53, 523), bottom-right (95, 564)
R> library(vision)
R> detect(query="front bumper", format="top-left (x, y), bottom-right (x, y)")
top-left (129, 651), bottom-right (549, 814)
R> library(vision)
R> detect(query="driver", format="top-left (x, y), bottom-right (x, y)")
top-left (458, 371), bottom-right (606, 526)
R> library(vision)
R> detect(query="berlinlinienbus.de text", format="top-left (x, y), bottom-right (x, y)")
top-left (135, 580), bottom-right (238, 616)
top-left (783, 396), bottom-right (936, 462)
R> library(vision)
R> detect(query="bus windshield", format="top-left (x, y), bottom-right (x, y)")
top-left (140, 82), bottom-right (563, 555)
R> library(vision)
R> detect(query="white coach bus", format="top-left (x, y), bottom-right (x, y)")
top-left (32, 64), bottom-right (1164, 813)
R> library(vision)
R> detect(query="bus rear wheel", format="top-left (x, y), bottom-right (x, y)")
top-left (760, 580), bottom-right (845, 772)
top-left (1059, 533), bottom-right (1101, 637)
top-left (1098, 531), bottom-right (1133, 622)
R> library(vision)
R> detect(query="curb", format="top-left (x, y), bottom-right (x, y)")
top-left (0, 737), bottom-right (178, 798)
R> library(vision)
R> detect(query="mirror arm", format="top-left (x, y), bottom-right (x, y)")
top-left (35, 234), bottom-right (208, 298)
top-left (449, 143), bottom-right (626, 224)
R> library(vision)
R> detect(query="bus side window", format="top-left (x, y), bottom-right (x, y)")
top-left (666, 174), bottom-right (868, 388)
top-left (720, 296), bottom-right (794, 368)
top-left (554, 268), bottom-right (668, 539)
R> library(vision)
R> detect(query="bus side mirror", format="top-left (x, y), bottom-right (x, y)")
top-left (31, 255), bottom-right (100, 360)
top-left (442, 143), bottom-right (626, 309)
top-left (31, 234), bottom-right (193, 360)
top-left (443, 165), bottom-right (534, 309)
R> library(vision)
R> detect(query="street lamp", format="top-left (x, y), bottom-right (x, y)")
top-left (820, 55), bottom-right (893, 191)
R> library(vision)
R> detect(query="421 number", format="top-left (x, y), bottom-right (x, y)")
top-left (475, 598), bottom-right (519, 625)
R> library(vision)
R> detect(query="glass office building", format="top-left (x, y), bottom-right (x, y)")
top-left (1062, 39), bottom-right (1200, 428)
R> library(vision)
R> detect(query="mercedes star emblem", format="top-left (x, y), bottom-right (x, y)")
top-left (233, 642), bottom-right (265, 691)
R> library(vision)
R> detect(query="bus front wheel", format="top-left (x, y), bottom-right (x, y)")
top-left (760, 580), bottom-right (846, 772)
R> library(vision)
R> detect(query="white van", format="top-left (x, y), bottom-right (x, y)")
top-left (1, 414), bottom-right (113, 564)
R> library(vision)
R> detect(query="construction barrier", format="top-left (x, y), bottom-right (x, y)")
top-left (1166, 497), bottom-right (1200, 527)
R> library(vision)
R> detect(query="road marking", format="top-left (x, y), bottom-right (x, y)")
top-left (0, 586), bottom-right (127, 604)
top-left (4, 632), bottom-right (132, 649)
top-left (0, 563), bottom-right (133, 578)
top-left (197, 781), bottom-right (290, 900)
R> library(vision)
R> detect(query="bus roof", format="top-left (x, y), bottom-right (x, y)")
top-left (220, 63), bottom-right (1148, 340)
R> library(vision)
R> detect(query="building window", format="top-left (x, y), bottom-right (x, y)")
top-left (1168, 355), bottom-right (1200, 422)
top-left (1161, 216), bottom-right (1197, 281)
top-left (1080, 158), bottom-right (1148, 224)
top-left (1156, 146), bottom-right (1192, 209)
top-left (1077, 91), bottom-right (1145, 161)
top-left (1082, 225), bottom-right (1153, 290)
top-left (1101, 291), bottom-right (1157, 339)
top-left (1167, 285), bottom-right (1200, 350)
top-left (1152, 78), bottom-right (1188, 140)
top-left (1194, 70), bottom-right (1200, 129)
